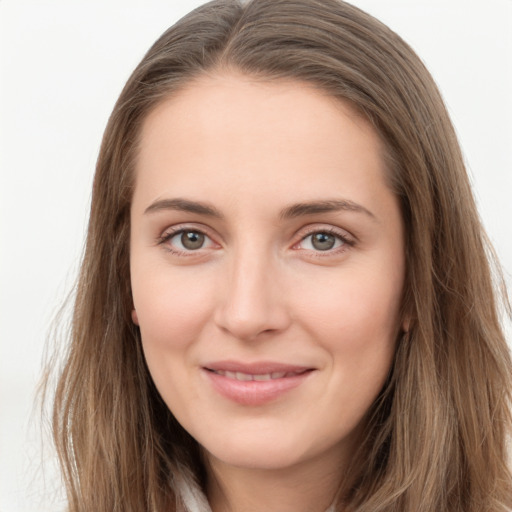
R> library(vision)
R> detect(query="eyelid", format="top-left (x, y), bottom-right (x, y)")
top-left (292, 224), bottom-right (356, 253)
top-left (157, 223), bottom-right (220, 254)
top-left (156, 222), bottom-right (355, 256)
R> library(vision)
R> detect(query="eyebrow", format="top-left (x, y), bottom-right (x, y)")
top-left (144, 198), bottom-right (224, 218)
top-left (144, 197), bottom-right (376, 222)
top-left (279, 199), bottom-right (376, 221)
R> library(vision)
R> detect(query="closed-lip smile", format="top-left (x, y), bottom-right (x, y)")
top-left (202, 360), bottom-right (315, 405)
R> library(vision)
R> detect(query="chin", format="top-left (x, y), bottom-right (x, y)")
top-left (198, 423), bottom-right (344, 473)
top-left (207, 444), bottom-right (305, 471)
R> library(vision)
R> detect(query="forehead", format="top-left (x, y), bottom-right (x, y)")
top-left (138, 72), bottom-right (379, 156)
top-left (133, 72), bottom-right (391, 215)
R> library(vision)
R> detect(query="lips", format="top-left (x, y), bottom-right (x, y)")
top-left (202, 361), bottom-right (315, 406)
top-left (209, 369), bottom-right (305, 381)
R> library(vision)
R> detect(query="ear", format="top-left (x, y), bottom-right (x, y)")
top-left (131, 309), bottom-right (139, 325)
top-left (401, 312), bottom-right (412, 334)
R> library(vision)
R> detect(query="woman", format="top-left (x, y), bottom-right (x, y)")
top-left (49, 0), bottom-right (512, 510)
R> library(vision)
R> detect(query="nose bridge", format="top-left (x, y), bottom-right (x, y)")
top-left (214, 242), bottom-right (288, 340)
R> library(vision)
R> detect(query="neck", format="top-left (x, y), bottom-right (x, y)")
top-left (205, 450), bottom-right (348, 512)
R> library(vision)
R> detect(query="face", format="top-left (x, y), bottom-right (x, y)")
top-left (130, 73), bottom-right (405, 474)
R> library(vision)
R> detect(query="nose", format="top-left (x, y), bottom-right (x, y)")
top-left (213, 247), bottom-right (291, 341)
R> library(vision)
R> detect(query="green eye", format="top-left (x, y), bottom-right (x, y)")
top-left (177, 231), bottom-right (205, 251)
top-left (159, 227), bottom-right (218, 255)
top-left (180, 231), bottom-right (205, 250)
top-left (297, 230), bottom-right (350, 253)
top-left (311, 233), bottom-right (337, 251)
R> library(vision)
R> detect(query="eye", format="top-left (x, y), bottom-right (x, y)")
top-left (296, 229), bottom-right (353, 252)
top-left (177, 231), bottom-right (206, 250)
top-left (159, 228), bottom-right (216, 253)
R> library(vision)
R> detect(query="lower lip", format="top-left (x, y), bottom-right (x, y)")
top-left (203, 369), bottom-right (314, 406)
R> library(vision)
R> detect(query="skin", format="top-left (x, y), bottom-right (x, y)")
top-left (130, 72), bottom-right (405, 512)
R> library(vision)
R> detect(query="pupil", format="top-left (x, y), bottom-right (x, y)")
top-left (312, 232), bottom-right (335, 251)
top-left (181, 231), bottom-right (204, 250)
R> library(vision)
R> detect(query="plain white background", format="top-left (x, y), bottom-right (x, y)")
top-left (1, 1), bottom-right (511, 511)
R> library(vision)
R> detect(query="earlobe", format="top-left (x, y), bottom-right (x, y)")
top-left (402, 315), bottom-right (412, 334)
top-left (131, 309), bottom-right (139, 325)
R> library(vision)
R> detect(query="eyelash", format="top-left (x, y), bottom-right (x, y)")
top-left (157, 225), bottom-right (217, 256)
top-left (157, 225), bottom-right (355, 257)
top-left (294, 227), bottom-right (355, 256)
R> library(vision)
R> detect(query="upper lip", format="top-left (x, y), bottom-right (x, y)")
top-left (203, 360), bottom-right (313, 375)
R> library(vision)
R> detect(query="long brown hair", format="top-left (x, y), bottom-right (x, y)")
top-left (48, 0), bottom-right (512, 510)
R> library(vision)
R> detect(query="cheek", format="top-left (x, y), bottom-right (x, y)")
top-left (297, 264), bottom-right (402, 342)
top-left (132, 264), bottom-right (215, 350)
top-left (293, 262), bottom-right (402, 396)
top-left (131, 267), bottom-right (215, 415)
